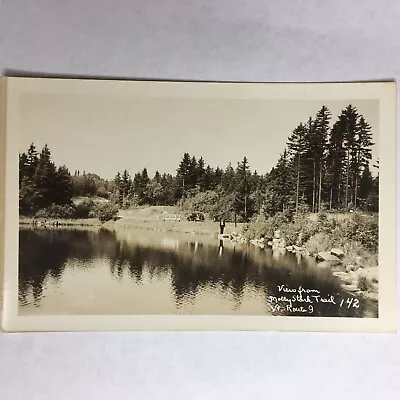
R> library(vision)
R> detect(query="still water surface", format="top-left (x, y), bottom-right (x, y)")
top-left (18, 227), bottom-right (377, 317)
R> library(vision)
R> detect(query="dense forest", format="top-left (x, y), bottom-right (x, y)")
top-left (19, 104), bottom-right (378, 222)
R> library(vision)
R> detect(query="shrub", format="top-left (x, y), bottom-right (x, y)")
top-left (74, 199), bottom-right (95, 218)
top-left (304, 232), bottom-right (332, 255)
top-left (89, 202), bottom-right (119, 222)
top-left (357, 274), bottom-right (374, 292)
top-left (35, 203), bottom-right (76, 219)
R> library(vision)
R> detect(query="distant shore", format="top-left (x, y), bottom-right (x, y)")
top-left (19, 213), bottom-right (243, 237)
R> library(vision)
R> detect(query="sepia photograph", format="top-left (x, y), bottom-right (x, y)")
top-left (0, 77), bottom-right (396, 332)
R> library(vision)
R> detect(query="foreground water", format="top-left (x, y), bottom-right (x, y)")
top-left (18, 227), bottom-right (377, 317)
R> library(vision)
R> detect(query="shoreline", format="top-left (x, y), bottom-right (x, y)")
top-left (19, 215), bottom-right (378, 303)
top-left (19, 216), bottom-right (241, 237)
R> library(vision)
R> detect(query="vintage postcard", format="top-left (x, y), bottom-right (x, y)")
top-left (0, 77), bottom-right (397, 332)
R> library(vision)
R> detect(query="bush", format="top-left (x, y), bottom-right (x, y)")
top-left (304, 232), bottom-right (332, 255)
top-left (89, 202), bottom-right (119, 222)
top-left (35, 203), bottom-right (76, 219)
top-left (74, 199), bottom-right (95, 218)
top-left (357, 274), bottom-right (374, 292)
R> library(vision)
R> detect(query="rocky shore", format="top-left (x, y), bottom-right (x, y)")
top-left (229, 229), bottom-right (378, 302)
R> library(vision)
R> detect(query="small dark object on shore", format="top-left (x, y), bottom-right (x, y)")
top-left (187, 212), bottom-right (205, 222)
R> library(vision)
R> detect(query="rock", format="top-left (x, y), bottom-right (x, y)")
top-left (363, 291), bottom-right (379, 302)
top-left (355, 256), bottom-right (363, 267)
top-left (361, 267), bottom-right (379, 283)
top-left (273, 230), bottom-right (281, 239)
top-left (316, 252), bottom-right (342, 265)
top-left (317, 261), bottom-right (334, 268)
top-left (342, 284), bottom-right (358, 292)
top-left (345, 264), bottom-right (357, 273)
top-left (330, 248), bottom-right (345, 259)
top-left (267, 241), bottom-right (273, 246)
top-left (286, 245), bottom-right (294, 252)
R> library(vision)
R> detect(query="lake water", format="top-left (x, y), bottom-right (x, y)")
top-left (18, 227), bottom-right (377, 317)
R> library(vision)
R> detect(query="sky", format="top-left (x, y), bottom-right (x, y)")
top-left (19, 93), bottom-right (379, 180)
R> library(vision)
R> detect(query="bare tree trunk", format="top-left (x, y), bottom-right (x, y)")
top-left (345, 149), bottom-right (350, 208)
top-left (354, 152), bottom-right (360, 209)
top-left (329, 185), bottom-right (333, 210)
top-left (318, 162), bottom-right (323, 212)
top-left (244, 195), bottom-right (247, 222)
top-left (312, 160), bottom-right (316, 213)
top-left (354, 175), bottom-right (358, 209)
top-left (295, 154), bottom-right (300, 214)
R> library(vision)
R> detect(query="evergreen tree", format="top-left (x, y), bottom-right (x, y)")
top-left (113, 172), bottom-right (123, 207)
top-left (176, 152), bottom-right (192, 198)
top-left (222, 162), bottom-right (236, 193)
top-left (235, 156), bottom-right (253, 222)
top-left (287, 122), bottom-right (308, 214)
top-left (313, 106), bottom-right (331, 211)
top-left (53, 165), bottom-right (73, 205)
top-left (33, 144), bottom-right (58, 209)
top-left (266, 149), bottom-right (293, 214)
top-left (353, 116), bottom-right (373, 207)
top-left (326, 115), bottom-right (346, 209)
top-left (358, 164), bottom-right (373, 205)
top-left (342, 105), bottom-right (359, 208)
top-left (196, 156), bottom-right (206, 191)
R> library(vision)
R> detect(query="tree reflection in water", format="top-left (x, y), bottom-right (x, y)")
top-left (19, 227), bottom-right (377, 317)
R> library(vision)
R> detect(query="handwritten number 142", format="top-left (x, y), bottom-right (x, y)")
top-left (339, 298), bottom-right (360, 308)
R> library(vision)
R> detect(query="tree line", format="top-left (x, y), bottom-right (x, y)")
top-left (19, 103), bottom-right (378, 221)
top-left (271, 104), bottom-right (377, 215)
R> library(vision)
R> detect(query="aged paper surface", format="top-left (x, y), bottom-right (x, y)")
top-left (1, 77), bottom-right (396, 332)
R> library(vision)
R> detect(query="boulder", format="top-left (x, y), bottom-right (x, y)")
top-left (345, 264), bottom-right (357, 273)
top-left (342, 284), bottom-right (358, 292)
top-left (316, 252), bottom-right (342, 266)
top-left (330, 248), bottom-right (345, 259)
top-left (360, 267), bottom-right (379, 283)
top-left (273, 230), bottom-right (281, 239)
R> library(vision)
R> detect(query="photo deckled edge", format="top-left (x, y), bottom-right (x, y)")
top-left (1, 77), bottom-right (398, 333)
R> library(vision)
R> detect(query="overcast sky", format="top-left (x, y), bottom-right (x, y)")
top-left (19, 94), bottom-right (379, 180)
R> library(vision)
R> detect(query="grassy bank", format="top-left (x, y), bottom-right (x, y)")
top-left (107, 206), bottom-right (244, 236)
top-left (19, 206), bottom-right (245, 236)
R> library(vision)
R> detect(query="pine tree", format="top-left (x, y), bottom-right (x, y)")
top-left (313, 106), bottom-right (331, 212)
top-left (176, 152), bottom-right (192, 198)
top-left (222, 162), bottom-right (236, 193)
top-left (302, 117), bottom-right (318, 211)
top-left (53, 165), bottom-right (73, 205)
top-left (326, 115), bottom-right (346, 209)
top-left (353, 116), bottom-right (373, 207)
top-left (358, 164), bottom-right (373, 204)
top-left (33, 144), bottom-right (57, 208)
top-left (342, 105), bottom-right (359, 208)
top-left (235, 156), bottom-right (252, 222)
top-left (196, 156), bottom-right (206, 191)
top-left (114, 172), bottom-right (123, 207)
top-left (26, 143), bottom-right (39, 179)
top-left (203, 165), bottom-right (214, 191)
top-left (287, 122), bottom-right (308, 214)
